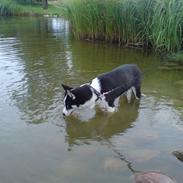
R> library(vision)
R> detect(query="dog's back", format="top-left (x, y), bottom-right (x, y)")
top-left (92, 64), bottom-right (141, 94)
top-left (89, 64), bottom-right (142, 111)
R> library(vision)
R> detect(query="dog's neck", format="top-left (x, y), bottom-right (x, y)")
top-left (88, 85), bottom-right (101, 102)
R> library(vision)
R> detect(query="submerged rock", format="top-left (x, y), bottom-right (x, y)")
top-left (134, 171), bottom-right (177, 183)
top-left (173, 150), bottom-right (183, 163)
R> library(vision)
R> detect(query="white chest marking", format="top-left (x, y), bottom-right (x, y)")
top-left (81, 92), bottom-right (97, 109)
top-left (90, 78), bottom-right (101, 93)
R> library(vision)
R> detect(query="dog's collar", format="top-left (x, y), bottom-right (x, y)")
top-left (88, 85), bottom-right (102, 102)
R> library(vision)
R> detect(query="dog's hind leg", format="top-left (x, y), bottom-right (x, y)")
top-left (132, 86), bottom-right (141, 100)
top-left (131, 86), bottom-right (137, 99)
top-left (134, 85), bottom-right (141, 99)
top-left (125, 88), bottom-right (132, 103)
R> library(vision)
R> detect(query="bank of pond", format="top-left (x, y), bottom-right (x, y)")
top-left (1, 0), bottom-right (183, 62)
top-left (0, 0), bottom-right (63, 16)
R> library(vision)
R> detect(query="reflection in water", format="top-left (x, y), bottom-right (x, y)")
top-left (65, 99), bottom-right (140, 175)
top-left (0, 17), bottom-right (183, 183)
top-left (0, 17), bottom-right (72, 124)
top-left (65, 101), bottom-right (139, 146)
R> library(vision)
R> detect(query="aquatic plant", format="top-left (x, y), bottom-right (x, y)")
top-left (63, 0), bottom-right (183, 52)
top-left (150, 0), bottom-right (183, 52)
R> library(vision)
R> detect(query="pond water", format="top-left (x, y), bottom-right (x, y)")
top-left (0, 17), bottom-right (183, 183)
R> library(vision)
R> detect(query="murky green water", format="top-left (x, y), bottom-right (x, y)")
top-left (0, 17), bottom-right (183, 183)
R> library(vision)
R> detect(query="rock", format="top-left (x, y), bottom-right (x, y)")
top-left (134, 171), bottom-right (177, 183)
top-left (173, 150), bottom-right (183, 163)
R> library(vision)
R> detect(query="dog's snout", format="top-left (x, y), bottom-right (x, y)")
top-left (63, 113), bottom-right (66, 116)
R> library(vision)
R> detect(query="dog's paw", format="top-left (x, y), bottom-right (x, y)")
top-left (106, 106), bottom-right (116, 113)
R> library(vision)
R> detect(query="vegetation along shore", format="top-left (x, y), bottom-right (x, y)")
top-left (0, 0), bottom-right (63, 16)
top-left (1, 0), bottom-right (183, 62)
top-left (62, 0), bottom-right (183, 56)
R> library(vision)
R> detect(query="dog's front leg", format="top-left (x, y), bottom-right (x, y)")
top-left (89, 103), bottom-right (95, 109)
top-left (106, 100), bottom-right (116, 112)
top-left (106, 105), bottom-right (116, 112)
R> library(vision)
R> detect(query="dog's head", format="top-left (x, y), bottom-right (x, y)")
top-left (62, 84), bottom-right (99, 116)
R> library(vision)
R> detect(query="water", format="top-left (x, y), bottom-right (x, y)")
top-left (0, 17), bottom-right (183, 183)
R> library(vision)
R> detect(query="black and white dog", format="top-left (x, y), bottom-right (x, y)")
top-left (62, 64), bottom-right (142, 116)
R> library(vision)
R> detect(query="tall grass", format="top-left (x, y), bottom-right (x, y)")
top-left (0, 0), bottom-right (63, 16)
top-left (0, 0), bottom-right (21, 16)
top-left (63, 0), bottom-right (183, 52)
top-left (151, 0), bottom-right (183, 52)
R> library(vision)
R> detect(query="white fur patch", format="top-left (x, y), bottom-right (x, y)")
top-left (114, 97), bottom-right (120, 107)
top-left (63, 106), bottom-right (73, 116)
top-left (125, 88), bottom-right (133, 103)
top-left (81, 91), bottom-right (97, 109)
top-left (90, 78), bottom-right (101, 93)
top-left (96, 95), bottom-right (117, 113)
top-left (124, 86), bottom-right (140, 102)
top-left (107, 106), bottom-right (116, 112)
top-left (131, 86), bottom-right (140, 99)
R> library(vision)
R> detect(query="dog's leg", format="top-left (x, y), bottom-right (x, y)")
top-left (134, 85), bottom-right (141, 99)
top-left (106, 100), bottom-right (116, 112)
top-left (125, 88), bottom-right (132, 103)
top-left (89, 103), bottom-right (95, 109)
top-left (114, 97), bottom-right (120, 107)
top-left (106, 105), bottom-right (116, 112)
top-left (134, 78), bottom-right (141, 99)
top-left (132, 86), bottom-right (141, 100)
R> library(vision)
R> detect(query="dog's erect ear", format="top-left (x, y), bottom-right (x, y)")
top-left (62, 84), bottom-right (73, 91)
top-left (62, 84), bottom-right (76, 99)
top-left (67, 90), bottom-right (76, 100)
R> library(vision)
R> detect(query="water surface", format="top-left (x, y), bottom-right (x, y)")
top-left (0, 17), bottom-right (183, 183)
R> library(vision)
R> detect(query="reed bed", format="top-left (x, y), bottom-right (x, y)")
top-left (0, 0), bottom-right (63, 17)
top-left (0, 0), bottom-right (21, 16)
top-left (63, 0), bottom-right (183, 52)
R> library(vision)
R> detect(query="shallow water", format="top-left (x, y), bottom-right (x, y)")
top-left (0, 17), bottom-right (183, 183)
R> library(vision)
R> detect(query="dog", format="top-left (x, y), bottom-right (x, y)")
top-left (62, 64), bottom-right (142, 116)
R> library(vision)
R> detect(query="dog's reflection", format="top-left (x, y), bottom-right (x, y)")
top-left (64, 100), bottom-right (140, 146)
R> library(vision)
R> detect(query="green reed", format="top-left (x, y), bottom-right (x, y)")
top-left (63, 0), bottom-right (183, 52)
top-left (0, 0), bottom-right (21, 16)
top-left (151, 0), bottom-right (183, 52)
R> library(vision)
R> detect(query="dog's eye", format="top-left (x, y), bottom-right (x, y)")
top-left (66, 105), bottom-right (72, 110)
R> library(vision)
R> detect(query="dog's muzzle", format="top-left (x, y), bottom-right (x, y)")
top-left (62, 107), bottom-right (73, 116)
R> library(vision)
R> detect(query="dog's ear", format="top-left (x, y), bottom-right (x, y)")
top-left (62, 84), bottom-right (73, 91)
top-left (67, 90), bottom-right (76, 100)
top-left (62, 84), bottom-right (76, 100)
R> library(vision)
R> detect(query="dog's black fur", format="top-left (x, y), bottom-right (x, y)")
top-left (62, 64), bottom-right (142, 116)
